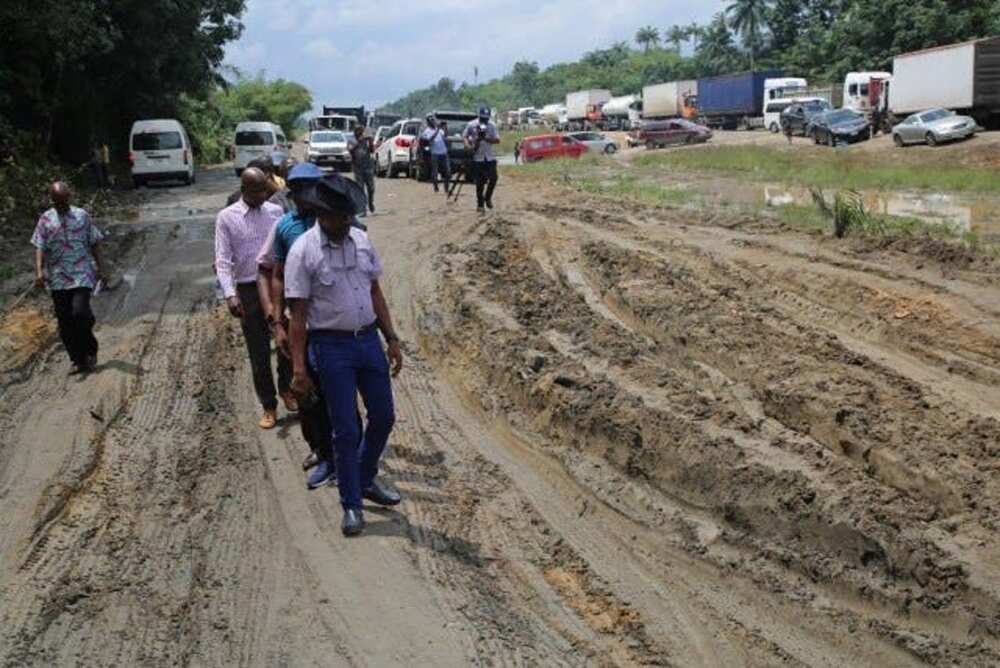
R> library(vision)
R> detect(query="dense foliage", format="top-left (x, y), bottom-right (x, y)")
top-left (382, 0), bottom-right (1000, 116)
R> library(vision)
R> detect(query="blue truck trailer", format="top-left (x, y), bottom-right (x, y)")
top-left (697, 70), bottom-right (783, 130)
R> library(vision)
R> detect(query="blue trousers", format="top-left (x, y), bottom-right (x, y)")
top-left (308, 330), bottom-right (395, 510)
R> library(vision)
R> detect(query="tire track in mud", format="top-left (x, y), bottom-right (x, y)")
top-left (422, 206), bottom-right (1000, 665)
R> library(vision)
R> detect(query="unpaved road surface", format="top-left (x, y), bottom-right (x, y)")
top-left (1, 165), bottom-right (998, 666)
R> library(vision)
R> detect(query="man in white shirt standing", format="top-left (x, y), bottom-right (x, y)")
top-left (420, 115), bottom-right (451, 193)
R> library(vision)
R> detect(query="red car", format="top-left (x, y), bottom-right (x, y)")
top-left (639, 119), bottom-right (712, 149)
top-left (521, 134), bottom-right (588, 162)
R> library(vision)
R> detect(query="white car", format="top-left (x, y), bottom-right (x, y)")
top-left (373, 125), bottom-right (392, 150)
top-left (566, 131), bottom-right (618, 154)
top-left (233, 121), bottom-right (289, 177)
top-left (306, 130), bottom-right (351, 171)
top-left (375, 118), bottom-right (421, 178)
top-left (129, 119), bottom-right (195, 188)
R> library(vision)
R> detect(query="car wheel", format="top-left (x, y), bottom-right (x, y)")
top-left (604, 143), bottom-right (617, 154)
top-left (827, 132), bottom-right (835, 147)
top-left (769, 122), bottom-right (779, 133)
top-left (389, 161), bottom-right (398, 178)
top-left (811, 130), bottom-right (820, 145)
top-left (184, 173), bottom-right (193, 186)
top-left (893, 134), bottom-right (904, 147)
top-left (925, 132), bottom-right (937, 147)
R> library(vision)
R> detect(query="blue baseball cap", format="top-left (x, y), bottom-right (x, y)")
top-left (478, 106), bottom-right (491, 119)
top-left (287, 162), bottom-right (324, 183)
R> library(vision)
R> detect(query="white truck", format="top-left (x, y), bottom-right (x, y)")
top-left (848, 36), bottom-right (1000, 129)
top-left (565, 89), bottom-right (611, 130)
top-left (539, 103), bottom-right (566, 128)
top-left (641, 80), bottom-right (697, 120)
top-left (601, 94), bottom-right (642, 130)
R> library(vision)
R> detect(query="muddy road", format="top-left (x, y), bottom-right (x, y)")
top-left (0, 164), bottom-right (998, 666)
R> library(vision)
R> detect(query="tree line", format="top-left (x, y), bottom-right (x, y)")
top-left (382, 0), bottom-right (1000, 117)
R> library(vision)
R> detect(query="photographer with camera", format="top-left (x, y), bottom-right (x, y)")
top-left (462, 106), bottom-right (500, 213)
top-left (420, 115), bottom-right (451, 193)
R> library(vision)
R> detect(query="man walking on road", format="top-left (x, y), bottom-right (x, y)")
top-left (215, 167), bottom-right (293, 429)
top-left (285, 174), bottom-right (404, 536)
top-left (31, 181), bottom-right (106, 374)
top-left (463, 106), bottom-right (500, 213)
top-left (347, 126), bottom-right (376, 214)
top-left (421, 116), bottom-right (451, 193)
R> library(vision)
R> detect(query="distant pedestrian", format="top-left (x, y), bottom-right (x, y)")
top-left (464, 106), bottom-right (500, 213)
top-left (215, 167), bottom-right (291, 430)
top-left (421, 115), bottom-right (451, 193)
top-left (32, 181), bottom-right (106, 374)
top-left (781, 116), bottom-right (794, 145)
top-left (285, 174), bottom-right (404, 536)
top-left (513, 140), bottom-right (521, 164)
top-left (90, 143), bottom-right (110, 188)
top-left (347, 126), bottom-right (376, 214)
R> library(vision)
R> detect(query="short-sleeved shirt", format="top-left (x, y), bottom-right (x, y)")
top-left (463, 120), bottom-right (499, 162)
top-left (31, 206), bottom-right (104, 290)
top-left (284, 225), bottom-right (383, 331)
top-left (347, 136), bottom-right (374, 172)
top-left (421, 127), bottom-right (448, 155)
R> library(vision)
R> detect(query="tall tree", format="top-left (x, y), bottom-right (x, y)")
top-left (666, 25), bottom-right (688, 53)
top-left (635, 26), bottom-right (661, 52)
top-left (685, 23), bottom-right (705, 51)
top-left (726, 0), bottom-right (772, 70)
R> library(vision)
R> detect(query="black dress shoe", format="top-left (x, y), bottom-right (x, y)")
top-left (342, 508), bottom-right (365, 537)
top-left (363, 481), bottom-right (401, 506)
top-left (301, 452), bottom-right (319, 471)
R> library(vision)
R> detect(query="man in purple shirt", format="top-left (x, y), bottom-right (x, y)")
top-left (285, 174), bottom-right (404, 536)
top-left (215, 168), bottom-right (292, 429)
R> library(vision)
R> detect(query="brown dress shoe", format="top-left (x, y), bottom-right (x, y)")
top-left (281, 392), bottom-right (299, 412)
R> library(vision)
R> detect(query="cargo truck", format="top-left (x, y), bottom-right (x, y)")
top-left (565, 89), bottom-right (611, 130)
top-left (696, 70), bottom-right (783, 130)
top-left (856, 36), bottom-right (1000, 130)
top-left (323, 105), bottom-right (366, 127)
top-left (641, 81), bottom-right (698, 120)
top-left (601, 94), bottom-right (642, 129)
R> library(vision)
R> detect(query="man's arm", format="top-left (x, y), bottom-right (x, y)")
top-left (257, 265), bottom-right (274, 317)
top-left (214, 215), bottom-right (242, 317)
top-left (34, 248), bottom-right (45, 288)
top-left (371, 280), bottom-right (403, 377)
top-left (270, 261), bottom-right (289, 357)
top-left (91, 242), bottom-right (107, 281)
top-left (288, 298), bottom-right (313, 397)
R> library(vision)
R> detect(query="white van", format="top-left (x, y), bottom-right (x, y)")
top-left (129, 119), bottom-right (195, 188)
top-left (234, 122), bottom-right (290, 176)
top-left (763, 99), bottom-right (796, 133)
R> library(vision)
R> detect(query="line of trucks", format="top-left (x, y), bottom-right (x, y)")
top-left (507, 36), bottom-right (1000, 134)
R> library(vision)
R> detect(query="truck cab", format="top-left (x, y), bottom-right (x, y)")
top-left (312, 115), bottom-right (358, 133)
top-left (764, 77), bottom-right (808, 103)
top-left (843, 72), bottom-right (892, 113)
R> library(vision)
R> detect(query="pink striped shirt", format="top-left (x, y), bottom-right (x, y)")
top-left (214, 199), bottom-right (282, 298)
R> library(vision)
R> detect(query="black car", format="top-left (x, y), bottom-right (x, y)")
top-left (780, 99), bottom-right (832, 136)
top-left (807, 109), bottom-right (871, 146)
top-left (408, 110), bottom-right (479, 181)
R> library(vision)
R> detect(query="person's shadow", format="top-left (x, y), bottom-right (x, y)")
top-left (362, 506), bottom-right (485, 568)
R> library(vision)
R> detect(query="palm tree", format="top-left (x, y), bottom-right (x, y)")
top-left (726, 0), bottom-right (771, 70)
top-left (635, 25), bottom-right (660, 52)
top-left (666, 25), bottom-right (687, 53)
top-left (685, 22), bottom-right (704, 52)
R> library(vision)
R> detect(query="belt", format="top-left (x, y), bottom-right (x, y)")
top-left (309, 322), bottom-right (378, 339)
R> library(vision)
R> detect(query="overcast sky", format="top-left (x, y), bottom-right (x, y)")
top-left (224, 0), bottom-right (725, 109)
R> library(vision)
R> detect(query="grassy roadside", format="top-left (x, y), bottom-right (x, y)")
top-left (633, 145), bottom-right (1000, 194)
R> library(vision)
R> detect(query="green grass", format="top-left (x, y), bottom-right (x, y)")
top-left (634, 146), bottom-right (1000, 194)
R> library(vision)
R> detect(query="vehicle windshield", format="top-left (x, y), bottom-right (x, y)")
top-left (920, 109), bottom-right (950, 122)
top-left (802, 100), bottom-right (831, 111)
top-left (825, 110), bottom-right (859, 124)
top-left (235, 130), bottom-right (274, 146)
top-left (133, 131), bottom-right (183, 150)
top-left (311, 132), bottom-right (345, 143)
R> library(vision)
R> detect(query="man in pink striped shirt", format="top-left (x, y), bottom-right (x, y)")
top-left (215, 168), bottom-right (292, 429)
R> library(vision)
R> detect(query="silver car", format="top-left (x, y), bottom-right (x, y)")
top-left (892, 108), bottom-right (979, 147)
top-left (566, 131), bottom-right (618, 154)
top-left (306, 130), bottom-right (352, 171)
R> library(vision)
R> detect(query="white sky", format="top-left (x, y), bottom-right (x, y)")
top-left (224, 0), bottom-right (726, 109)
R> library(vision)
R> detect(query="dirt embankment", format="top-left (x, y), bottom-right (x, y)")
top-left (419, 182), bottom-right (1000, 665)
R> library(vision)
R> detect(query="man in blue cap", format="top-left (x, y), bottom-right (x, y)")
top-left (285, 174), bottom-right (403, 536)
top-left (463, 106), bottom-right (501, 213)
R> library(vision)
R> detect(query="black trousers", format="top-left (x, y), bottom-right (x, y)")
top-left (354, 168), bottom-right (375, 212)
top-left (471, 160), bottom-right (498, 207)
top-left (236, 282), bottom-right (291, 411)
top-left (51, 288), bottom-right (98, 366)
top-left (300, 360), bottom-right (333, 460)
top-left (430, 153), bottom-right (451, 191)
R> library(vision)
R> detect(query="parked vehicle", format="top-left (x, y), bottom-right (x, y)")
top-left (233, 121), bottom-right (288, 177)
top-left (323, 105), bottom-right (366, 127)
top-left (777, 98), bottom-right (832, 135)
top-left (807, 109), bottom-right (870, 146)
top-left (842, 71), bottom-right (892, 115)
top-left (639, 119), bottom-right (712, 148)
top-left (367, 111), bottom-right (402, 130)
top-left (373, 125), bottom-right (392, 149)
top-left (642, 80), bottom-right (697, 120)
top-left (565, 89), bottom-right (611, 130)
top-left (375, 118), bottom-right (422, 178)
top-left (129, 119), bottom-right (195, 187)
top-left (520, 134), bottom-right (588, 162)
top-left (566, 131), bottom-right (619, 154)
top-left (891, 108), bottom-right (980, 146)
top-left (697, 70), bottom-right (783, 130)
top-left (763, 77), bottom-right (808, 104)
top-left (305, 130), bottom-right (351, 170)
top-left (407, 110), bottom-right (478, 181)
top-left (863, 36), bottom-right (1000, 130)
top-left (539, 103), bottom-right (566, 127)
top-left (601, 95), bottom-right (642, 130)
